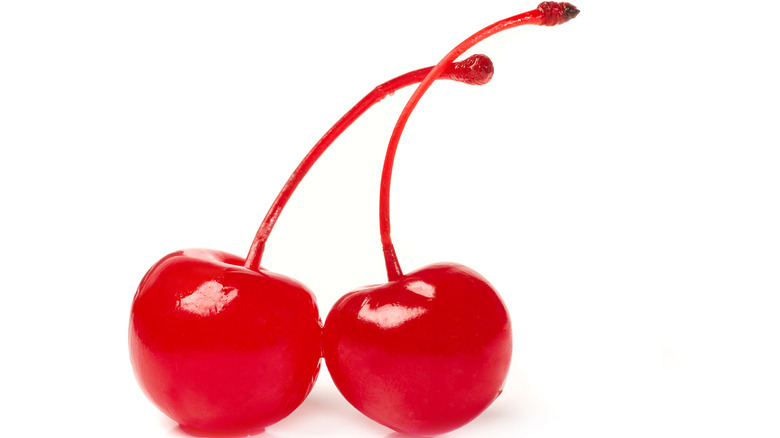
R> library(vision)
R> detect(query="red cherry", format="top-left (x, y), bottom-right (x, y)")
top-left (323, 263), bottom-right (511, 436)
top-left (323, 3), bottom-right (578, 435)
top-left (129, 57), bottom-right (496, 434)
top-left (129, 249), bottom-right (321, 434)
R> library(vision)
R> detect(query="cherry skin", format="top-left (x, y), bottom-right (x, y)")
top-left (129, 249), bottom-right (321, 434)
top-left (323, 263), bottom-right (511, 436)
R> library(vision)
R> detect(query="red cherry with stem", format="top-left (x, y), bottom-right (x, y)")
top-left (129, 56), bottom-right (495, 435)
top-left (323, 3), bottom-right (580, 436)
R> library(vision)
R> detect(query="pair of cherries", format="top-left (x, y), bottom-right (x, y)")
top-left (129, 3), bottom-right (579, 436)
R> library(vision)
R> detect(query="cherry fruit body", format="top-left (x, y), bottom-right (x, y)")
top-left (323, 263), bottom-right (511, 436)
top-left (129, 249), bottom-right (321, 434)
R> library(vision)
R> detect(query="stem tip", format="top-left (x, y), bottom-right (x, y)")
top-left (562, 4), bottom-right (580, 22)
top-left (451, 54), bottom-right (494, 86)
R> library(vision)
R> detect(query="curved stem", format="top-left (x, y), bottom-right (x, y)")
top-left (244, 54), bottom-right (496, 271)
top-left (380, 2), bottom-right (580, 281)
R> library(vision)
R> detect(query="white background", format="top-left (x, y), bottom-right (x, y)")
top-left (2, 1), bottom-right (779, 436)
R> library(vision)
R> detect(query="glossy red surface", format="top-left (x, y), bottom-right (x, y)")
top-left (129, 249), bottom-right (322, 434)
top-left (323, 263), bottom-right (512, 436)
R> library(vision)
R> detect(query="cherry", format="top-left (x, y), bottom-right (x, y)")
top-left (129, 249), bottom-right (321, 435)
top-left (129, 56), bottom-right (495, 434)
top-left (323, 3), bottom-right (579, 436)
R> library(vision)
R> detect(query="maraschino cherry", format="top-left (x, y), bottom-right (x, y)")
top-left (129, 56), bottom-right (495, 435)
top-left (323, 3), bottom-right (579, 436)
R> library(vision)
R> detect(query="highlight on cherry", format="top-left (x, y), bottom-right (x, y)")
top-left (128, 2), bottom-right (579, 436)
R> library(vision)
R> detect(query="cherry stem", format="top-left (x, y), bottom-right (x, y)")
top-left (244, 54), bottom-right (496, 271)
top-left (379, 2), bottom-right (580, 281)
